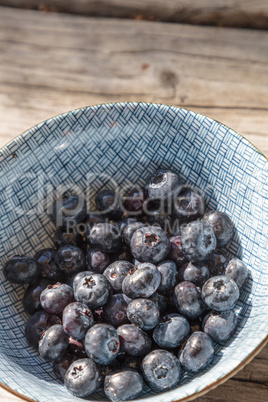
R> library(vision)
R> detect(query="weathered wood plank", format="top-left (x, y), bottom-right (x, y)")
top-left (0, 7), bottom-right (267, 155)
top-left (0, 0), bottom-right (268, 29)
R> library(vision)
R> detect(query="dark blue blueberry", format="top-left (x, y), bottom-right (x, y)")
top-left (53, 228), bottom-right (84, 250)
top-left (50, 194), bottom-right (87, 229)
top-left (96, 189), bottom-right (123, 221)
top-left (202, 275), bottom-right (240, 311)
top-left (157, 260), bottom-right (177, 293)
top-left (69, 271), bottom-right (94, 292)
top-left (104, 369), bottom-right (143, 402)
top-left (25, 310), bottom-right (61, 349)
top-left (40, 283), bottom-right (74, 314)
top-left (203, 310), bottom-right (238, 343)
top-left (206, 249), bottom-right (229, 276)
top-left (87, 249), bottom-right (111, 274)
top-left (87, 223), bottom-right (123, 252)
top-left (34, 248), bottom-right (63, 281)
top-left (110, 247), bottom-right (134, 263)
top-left (179, 331), bottom-right (214, 373)
top-left (53, 353), bottom-right (75, 383)
top-left (153, 313), bottom-right (190, 348)
top-left (173, 281), bottom-right (206, 320)
top-left (122, 263), bottom-right (161, 299)
top-left (173, 187), bottom-right (205, 222)
top-left (130, 226), bottom-right (170, 264)
top-left (168, 235), bottom-right (188, 266)
top-left (225, 258), bottom-right (248, 289)
top-left (4, 255), bottom-right (40, 284)
top-left (23, 278), bottom-right (51, 315)
top-left (123, 222), bottom-right (145, 246)
top-left (63, 302), bottom-right (94, 340)
top-left (85, 323), bottom-right (120, 364)
top-left (117, 324), bottom-right (152, 356)
top-left (203, 210), bottom-right (234, 247)
top-left (181, 220), bottom-right (217, 261)
top-left (68, 338), bottom-right (87, 358)
top-left (55, 245), bottom-right (86, 275)
top-left (104, 294), bottom-right (131, 328)
top-left (149, 293), bottom-right (168, 315)
top-left (123, 187), bottom-right (145, 215)
top-left (178, 261), bottom-right (210, 287)
top-left (103, 261), bottom-right (134, 292)
top-left (74, 274), bottom-right (112, 310)
top-left (126, 298), bottom-right (160, 330)
top-left (142, 349), bottom-right (181, 392)
top-left (146, 169), bottom-right (182, 201)
top-left (64, 358), bottom-right (100, 397)
top-left (39, 324), bottom-right (69, 362)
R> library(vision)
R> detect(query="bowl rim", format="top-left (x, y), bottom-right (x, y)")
top-left (0, 102), bottom-right (267, 402)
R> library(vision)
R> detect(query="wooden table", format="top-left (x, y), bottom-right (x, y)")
top-left (0, 1), bottom-right (267, 401)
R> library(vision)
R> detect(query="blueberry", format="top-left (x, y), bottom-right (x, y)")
top-left (117, 324), bottom-right (152, 356)
top-left (104, 294), bottom-right (131, 328)
top-left (116, 217), bottom-right (138, 232)
top-left (85, 213), bottom-right (105, 226)
top-left (110, 247), bottom-right (134, 263)
top-left (39, 324), bottom-right (69, 362)
top-left (207, 249), bottom-right (229, 276)
top-left (85, 323), bottom-right (120, 364)
top-left (55, 245), bottom-right (86, 275)
top-left (179, 331), bottom-right (214, 373)
top-left (34, 248), bottom-right (63, 281)
top-left (40, 283), bottom-right (74, 314)
top-left (103, 261), bottom-right (134, 292)
top-left (146, 169), bottom-right (182, 201)
top-left (74, 274), bottom-right (112, 310)
top-left (123, 222), bottom-right (145, 246)
top-left (23, 279), bottom-right (51, 315)
top-left (87, 223), bottom-right (122, 252)
top-left (25, 310), bottom-right (61, 349)
top-left (96, 189), bottom-right (123, 220)
top-left (127, 299), bottom-right (160, 330)
top-left (104, 370), bottom-right (143, 402)
top-left (118, 355), bottom-right (142, 372)
top-left (153, 313), bottom-right (190, 348)
top-left (181, 220), bottom-right (217, 261)
top-left (225, 258), bottom-right (248, 289)
top-left (64, 358), bottom-right (100, 397)
top-left (203, 310), bottom-right (238, 343)
top-left (4, 255), bottom-right (40, 284)
top-left (123, 187), bottom-right (145, 215)
top-left (130, 226), bottom-right (170, 264)
top-left (203, 210), bottom-right (234, 247)
top-left (87, 249), bottom-right (110, 274)
top-left (63, 302), bottom-right (94, 340)
top-left (50, 193), bottom-right (86, 229)
top-left (173, 281), bottom-right (206, 320)
top-left (173, 187), bottom-right (205, 221)
top-left (168, 235), bottom-right (188, 266)
top-left (53, 353), bottom-right (75, 383)
top-left (156, 260), bottom-right (177, 293)
top-left (202, 275), bottom-right (240, 311)
top-left (122, 263), bottom-right (161, 299)
top-left (53, 228), bottom-right (84, 250)
top-left (178, 261), bottom-right (210, 287)
top-left (149, 293), bottom-right (168, 315)
top-left (69, 271), bottom-right (94, 292)
top-left (142, 349), bottom-right (181, 392)
top-left (68, 338), bottom-right (87, 359)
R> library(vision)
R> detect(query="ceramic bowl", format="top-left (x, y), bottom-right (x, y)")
top-left (0, 103), bottom-right (267, 402)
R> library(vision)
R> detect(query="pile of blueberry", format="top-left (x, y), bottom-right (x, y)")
top-left (3, 169), bottom-right (249, 402)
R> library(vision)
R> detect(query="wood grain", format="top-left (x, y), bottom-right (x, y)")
top-left (0, 6), bottom-right (267, 400)
top-left (0, 0), bottom-right (268, 29)
top-left (0, 7), bottom-right (268, 155)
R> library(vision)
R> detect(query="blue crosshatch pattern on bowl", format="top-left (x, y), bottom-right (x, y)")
top-left (0, 103), bottom-right (267, 402)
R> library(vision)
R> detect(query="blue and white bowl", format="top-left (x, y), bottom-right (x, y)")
top-left (0, 103), bottom-right (267, 401)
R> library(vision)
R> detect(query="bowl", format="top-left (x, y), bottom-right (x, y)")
top-left (0, 102), bottom-right (267, 402)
